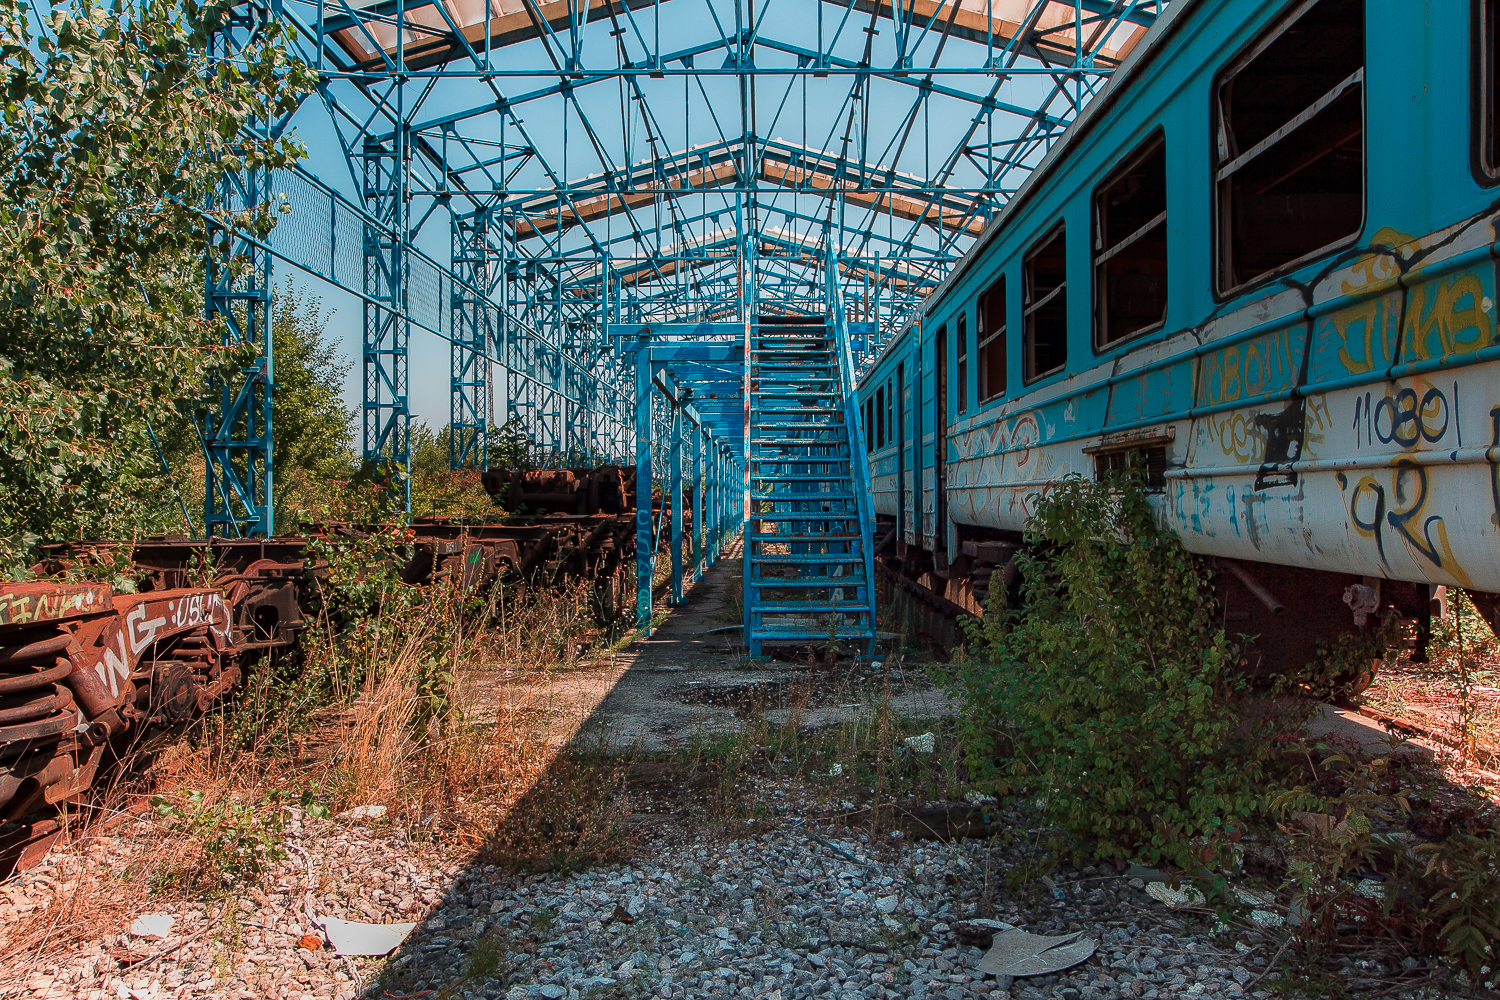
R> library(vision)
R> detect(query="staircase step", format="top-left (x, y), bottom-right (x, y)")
top-left (749, 579), bottom-right (868, 590)
top-left (744, 315), bottom-right (873, 654)
top-left (750, 533), bottom-right (860, 541)
top-left (752, 552), bottom-right (864, 564)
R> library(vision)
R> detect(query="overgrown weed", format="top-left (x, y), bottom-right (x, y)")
top-left (666, 668), bottom-right (967, 841)
top-left (950, 471), bottom-right (1277, 867)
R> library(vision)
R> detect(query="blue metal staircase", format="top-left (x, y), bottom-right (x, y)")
top-left (743, 302), bottom-right (877, 656)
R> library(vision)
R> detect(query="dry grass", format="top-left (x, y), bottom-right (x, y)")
top-left (1364, 591), bottom-right (1500, 783)
top-left (0, 573), bottom-right (645, 991)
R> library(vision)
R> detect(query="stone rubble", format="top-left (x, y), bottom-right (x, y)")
top-left (0, 796), bottom-right (1464, 1000)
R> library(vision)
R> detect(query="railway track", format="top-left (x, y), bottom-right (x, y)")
top-left (0, 471), bottom-right (657, 873)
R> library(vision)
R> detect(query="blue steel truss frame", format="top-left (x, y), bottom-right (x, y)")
top-left (206, 0), bottom-right (1165, 540)
top-left (202, 0), bottom-right (287, 537)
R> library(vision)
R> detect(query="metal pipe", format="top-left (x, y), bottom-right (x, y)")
top-left (1223, 561), bottom-right (1285, 616)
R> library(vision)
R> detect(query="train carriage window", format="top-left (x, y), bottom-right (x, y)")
top-left (956, 315), bottom-right (969, 415)
top-left (886, 379), bottom-right (894, 446)
top-left (1214, 0), bottom-right (1365, 292)
top-left (876, 385), bottom-right (885, 448)
top-left (978, 276), bottom-right (1007, 402)
top-left (1094, 134), bottom-right (1168, 348)
top-left (1480, 0), bottom-right (1500, 180)
top-left (1023, 224), bottom-right (1068, 382)
top-left (865, 399), bottom-right (874, 452)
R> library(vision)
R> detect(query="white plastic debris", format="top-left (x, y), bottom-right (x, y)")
top-left (903, 732), bottom-right (936, 753)
top-left (1145, 882), bottom-right (1205, 908)
top-left (828, 764), bottom-right (843, 777)
top-left (964, 791), bottom-right (997, 804)
top-left (1355, 879), bottom-right (1386, 900)
top-left (1233, 887), bottom-right (1275, 907)
top-left (129, 913), bottom-right (175, 938)
top-left (337, 804), bottom-right (388, 821)
top-left (978, 929), bottom-right (1097, 978)
top-left (319, 917), bottom-right (416, 956)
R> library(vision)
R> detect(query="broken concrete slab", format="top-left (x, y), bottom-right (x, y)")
top-left (1304, 704), bottom-right (1435, 762)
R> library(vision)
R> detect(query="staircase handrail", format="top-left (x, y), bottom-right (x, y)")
top-left (826, 252), bottom-right (878, 638)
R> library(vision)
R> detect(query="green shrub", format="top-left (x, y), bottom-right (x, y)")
top-left (150, 788), bottom-right (320, 890)
top-left (950, 472), bottom-right (1266, 864)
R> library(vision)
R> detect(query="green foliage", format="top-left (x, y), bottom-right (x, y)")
top-left (270, 280), bottom-right (355, 480)
top-left (410, 423), bottom-right (486, 520)
top-left (0, 0), bottom-right (310, 549)
top-left (1271, 756), bottom-right (1500, 984)
top-left (1422, 831), bottom-right (1500, 982)
top-left (489, 416), bottom-right (534, 472)
top-left (1271, 756), bottom-right (1411, 951)
top-left (950, 472), bottom-right (1266, 864)
top-left (150, 787), bottom-right (312, 889)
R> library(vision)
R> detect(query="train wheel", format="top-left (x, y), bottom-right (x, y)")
top-left (1330, 658), bottom-right (1378, 702)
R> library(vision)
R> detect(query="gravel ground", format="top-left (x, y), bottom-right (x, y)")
top-left (0, 788), bottom-right (1473, 1000)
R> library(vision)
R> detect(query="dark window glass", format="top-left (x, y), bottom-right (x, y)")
top-left (1094, 135), bottom-right (1168, 348)
top-left (1482, 0), bottom-right (1499, 178)
top-left (886, 379), bottom-right (894, 446)
top-left (978, 276), bottom-right (1007, 402)
top-left (956, 314), bottom-right (969, 415)
top-left (1023, 224), bottom-right (1068, 382)
top-left (865, 400), bottom-right (874, 453)
top-left (1215, 0), bottom-right (1364, 291)
top-left (876, 386), bottom-right (885, 448)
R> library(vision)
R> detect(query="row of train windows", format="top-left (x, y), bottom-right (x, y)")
top-left (948, 0), bottom-right (1367, 416)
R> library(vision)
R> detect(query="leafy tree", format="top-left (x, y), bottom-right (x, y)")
top-left (272, 280), bottom-right (354, 477)
top-left (267, 280), bottom-right (358, 526)
top-left (408, 423), bottom-right (495, 520)
top-left (0, 0), bottom-right (310, 562)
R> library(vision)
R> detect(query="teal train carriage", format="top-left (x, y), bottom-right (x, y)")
top-left (858, 0), bottom-right (1500, 683)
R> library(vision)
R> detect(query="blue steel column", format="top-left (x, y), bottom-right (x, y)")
top-left (362, 130), bottom-right (411, 506)
top-left (692, 424), bottom-right (705, 580)
top-left (670, 402), bottom-right (684, 605)
top-left (450, 209), bottom-right (494, 469)
top-left (635, 337), bottom-right (654, 632)
top-left (202, 0), bottom-right (276, 538)
top-left (203, 163), bottom-right (274, 537)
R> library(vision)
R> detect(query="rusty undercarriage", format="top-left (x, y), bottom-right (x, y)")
top-left (0, 468), bottom-right (654, 873)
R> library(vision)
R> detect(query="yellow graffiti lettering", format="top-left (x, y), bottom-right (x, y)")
top-left (1401, 271), bottom-right (1494, 362)
top-left (1333, 300), bottom-right (1384, 374)
top-left (1339, 226), bottom-right (1412, 293)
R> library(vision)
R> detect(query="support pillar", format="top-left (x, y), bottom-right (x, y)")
top-left (669, 402), bottom-right (684, 605)
top-left (450, 209), bottom-right (497, 469)
top-left (635, 337), bottom-right (654, 632)
top-left (202, 158), bottom-right (273, 537)
top-left (362, 132), bottom-right (411, 507)
top-left (692, 426), bottom-right (705, 579)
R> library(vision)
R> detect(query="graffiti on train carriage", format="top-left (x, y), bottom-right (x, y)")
top-left (1337, 463), bottom-right (1470, 586)
top-left (1351, 382), bottom-right (1458, 450)
top-left (1401, 267), bottom-right (1495, 363)
top-left (1199, 325), bottom-right (1300, 409)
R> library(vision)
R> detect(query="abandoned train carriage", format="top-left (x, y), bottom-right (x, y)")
top-left (860, 0), bottom-right (1500, 676)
